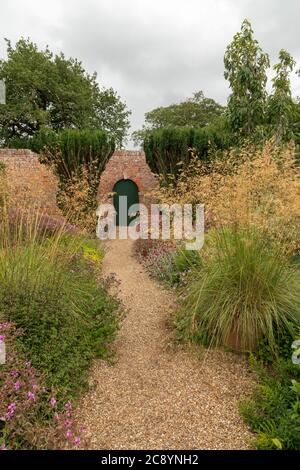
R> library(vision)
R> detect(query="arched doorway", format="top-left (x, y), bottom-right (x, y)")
top-left (113, 179), bottom-right (139, 226)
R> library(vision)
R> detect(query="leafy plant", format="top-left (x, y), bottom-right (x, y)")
top-left (240, 355), bottom-right (300, 450)
top-left (224, 19), bottom-right (270, 139)
top-left (0, 38), bottom-right (130, 147)
top-left (0, 211), bottom-right (119, 401)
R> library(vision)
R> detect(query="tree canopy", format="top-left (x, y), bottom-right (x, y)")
top-left (224, 19), bottom-right (270, 139)
top-left (0, 38), bottom-right (131, 147)
top-left (132, 91), bottom-right (225, 144)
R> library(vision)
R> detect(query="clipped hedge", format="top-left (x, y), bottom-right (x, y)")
top-left (8, 127), bottom-right (115, 184)
top-left (143, 126), bottom-right (232, 177)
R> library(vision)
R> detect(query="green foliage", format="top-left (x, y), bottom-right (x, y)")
top-left (0, 219), bottom-right (119, 401)
top-left (240, 356), bottom-right (300, 450)
top-left (134, 238), bottom-right (202, 288)
top-left (33, 127), bottom-right (115, 183)
top-left (268, 50), bottom-right (296, 144)
top-left (143, 124), bottom-right (232, 177)
top-left (133, 91), bottom-right (225, 144)
top-left (0, 38), bottom-right (130, 147)
top-left (174, 229), bottom-right (300, 352)
top-left (224, 19), bottom-right (270, 139)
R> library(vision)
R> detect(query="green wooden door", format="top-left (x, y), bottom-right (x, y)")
top-left (113, 179), bottom-right (139, 226)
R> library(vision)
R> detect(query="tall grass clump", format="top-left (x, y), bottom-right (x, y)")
top-left (175, 229), bottom-right (300, 352)
top-left (0, 210), bottom-right (119, 400)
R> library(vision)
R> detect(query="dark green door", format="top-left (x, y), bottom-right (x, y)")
top-left (113, 179), bottom-right (139, 226)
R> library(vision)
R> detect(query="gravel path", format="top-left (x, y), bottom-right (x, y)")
top-left (79, 238), bottom-right (253, 450)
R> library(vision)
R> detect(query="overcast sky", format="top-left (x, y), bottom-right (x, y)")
top-left (0, 0), bottom-right (300, 147)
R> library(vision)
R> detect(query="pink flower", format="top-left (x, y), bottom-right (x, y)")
top-left (50, 396), bottom-right (56, 408)
top-left (6, 403), bottom-right (16, 419)
top-left (10, 371), bottom-right (18, 379)
top-left (64, 419), bottom-right (72, 429)
top-left (66, 430), bottom-right (72, 440)
top-left (27, 391), bottom-right (36, 402)
top-left (0, 335), bottom-right (5, 343)
top-left (64, 401), bottom-right (72, 411)
top-left (74, 437), bottom-right (81, 447)
top-left (14, 380), bottom-right (21, 391)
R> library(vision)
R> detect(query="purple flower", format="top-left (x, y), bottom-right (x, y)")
top-left (0, 322), bottom-right (11, 331)
top-left (74, 437), bottom-right (81, 447)
top-left (66, 430), bottom-right (72, 440)
top-left (64, 401), bottom-right (72, 411)
top-left (27, 391), bottom-right (36, 402)
top-left (50, 396), bottom-right (56, 408)
top-left (14, 380), bottom-right (21, 391)
top-left (6, 403), bottom-right (16, 419)
top-left (64, 419), bottom-right (72, 429)
top-left (10, 370), bottom-right (18, 379)
top-left (0, 335), bottom-right (5, 343)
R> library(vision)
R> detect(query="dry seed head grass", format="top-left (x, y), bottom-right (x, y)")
top-left (153, 140), bottom-right (300, 255)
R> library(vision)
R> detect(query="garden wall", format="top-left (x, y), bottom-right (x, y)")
top-left (0, 149), bottom-right (61, 216)
top-left (98, 150), bottom-right (158, 206)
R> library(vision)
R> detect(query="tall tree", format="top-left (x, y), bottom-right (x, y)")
top-left (0, 38), bottom-right (131, 147)
top-left (132, 91), bottom-right (225, 144)
top-left (224, 19), bottom-right (270, 138)
top-left (268, 49), bottom-right (296, 144)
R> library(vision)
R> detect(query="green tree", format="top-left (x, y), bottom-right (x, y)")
top-left (0, 38), bottom-right (131, 147)
top-left (268, 49), bottom-right (296, 144)
top-left (133, 91), bottom-right (225, 144)
top-left (224, 19), bottom-right (270, 139)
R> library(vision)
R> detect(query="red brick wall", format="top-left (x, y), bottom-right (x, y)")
top-left (98, 150), bottom-right (158, 206)
top-left (0, 149), bottom-right (61, 216)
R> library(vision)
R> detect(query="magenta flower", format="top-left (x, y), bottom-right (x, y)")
top-left (74, 437), bottom-right (81, 447)
top-left (64, 401), bottom-right (72, 411)
top-left (10, 370), bottom-right (18, 379)
top-left (27, 391), bottom-right (36, 402)
top-left (0, 335), bottom-right (5, 343)
top-left (14, 380), bottom-right (21, 391)
top-left (66, 430), bottom-right (72, 440)
top-left (6, 403), bottom-right (16, 419)
top-left (64, 419), bottom-right (72, 429)
top-left (50, 396), bottom-right (56, 408)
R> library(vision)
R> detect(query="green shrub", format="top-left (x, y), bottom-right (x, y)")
top-left (0, 215), bottom-right (119, 401)
top-left (175, 229), bottom-right (300, 352)
top-left (240, 356), bottom-right (300, 450)
top-left (143, 126), bottom-right (232, 178)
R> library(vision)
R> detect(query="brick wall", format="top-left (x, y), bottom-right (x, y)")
top-left (0, 149), bottom-right (61, 216)
top-left (98, 150), bottom-right (158, 206)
